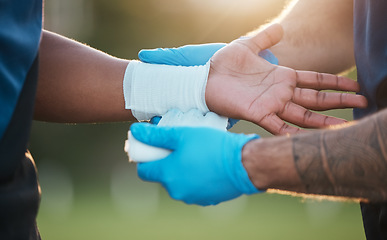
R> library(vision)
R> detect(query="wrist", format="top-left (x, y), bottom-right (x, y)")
top-left (242, 136), bottom-right (303, 192)
top-left (227, 134), bottom-right (263, 194)
top-left (123, 60), bottom-right (210, 121)
top-left (241, 138), bottom-right (270, 190)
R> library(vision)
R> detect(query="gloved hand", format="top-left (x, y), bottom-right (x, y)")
top-left (139, 43), bottom-right (278, 129)
top-left (132, 122), bottom-right (264, 206)
top-left (138, 43), bottom-right (278, 66)
top-left (138, 43), bottom-right (227, 66)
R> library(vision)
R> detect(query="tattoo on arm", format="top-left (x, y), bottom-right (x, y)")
top-left (292, 110), bottom-right (387, 202)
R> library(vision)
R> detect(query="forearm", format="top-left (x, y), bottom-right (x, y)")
top-left (257, 0), bottom-right (355, 73)
top-left (242, 108), bottom-right (387, 202)
top-left (36, 30), bottom-right (134, 123)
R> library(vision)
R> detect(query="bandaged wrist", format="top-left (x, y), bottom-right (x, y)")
top-left (123, 60), bottom-right (210, 121)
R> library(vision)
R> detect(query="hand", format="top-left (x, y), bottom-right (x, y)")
top-left (132, 122), bottom-right (262, 206)
top-left (206, 24), bottom-right (367, 135)
top-left (139, 43), bottom-right (278, 129)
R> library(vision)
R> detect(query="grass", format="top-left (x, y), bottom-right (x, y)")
top-left (37, 183), bottom-right (365, 240)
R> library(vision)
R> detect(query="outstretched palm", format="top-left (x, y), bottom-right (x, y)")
top-left (206, 24), bottom-right (366, 135)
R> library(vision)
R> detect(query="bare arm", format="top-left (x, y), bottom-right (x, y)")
top-left (258, 0), bottom-right (355, 73)
top-left (36, 30), bottom-right (134, 123)
top-left (242, 108), bottom-right (387, 202)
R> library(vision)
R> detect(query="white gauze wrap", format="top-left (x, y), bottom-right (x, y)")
top-left (123, 60), bottom-right (210, 121)
top-left (124, 109), bottom-right (228, 162)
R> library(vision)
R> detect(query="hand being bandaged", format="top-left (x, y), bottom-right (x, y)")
top-left (124, 43), bottom-right (278, 122)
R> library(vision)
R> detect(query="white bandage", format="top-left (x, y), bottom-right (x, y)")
top-left (124, 109), bottom-right (228, 162)
top-left (123, 60), bottom-right (210, 121)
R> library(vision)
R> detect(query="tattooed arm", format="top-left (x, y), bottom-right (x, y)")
top-left (242, 108), bottom-right (387, 202)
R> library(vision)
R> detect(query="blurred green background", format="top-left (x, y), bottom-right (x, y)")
top-left (31, 0), bottom-right (365, 239)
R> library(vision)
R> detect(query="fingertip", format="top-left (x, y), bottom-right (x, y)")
top-left (138, 49), bottom-right (150, 62)
top-left (349, 93), bottom-right (368, 109)
top-left (269, 23), bottom-right (284, 35)
top-left (138, 49), bottom-right (157, 63)
top-left (138, 48), bottom-right (165, 62)
top-left (130, 122), bottom-right (152, 139)
top-left (129, 122), bottom-right (141, 133)
top-left (150, 116), bottom-right (162, 125)
top-left (264, 23), bottom-right (284, 45)
top-left (248, 23), bottom-right (284, 52)
top-left (358, 95), bottom-right (369, 108)
top-left (326, 117), bottom-right (347, 126)
top-left (337, 75), bottom-right (361, 92)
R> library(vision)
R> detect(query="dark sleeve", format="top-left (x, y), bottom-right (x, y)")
top-left (0, 56), bottom-right (41, 240)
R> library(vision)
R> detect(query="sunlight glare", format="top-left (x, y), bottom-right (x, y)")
top-left (184, 0), bottom-right (279, 14)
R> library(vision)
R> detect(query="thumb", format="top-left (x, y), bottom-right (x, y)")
top-left (242, 23), bottom-right (283, 54)
top-left (130, 123), bottom-right (179, 150)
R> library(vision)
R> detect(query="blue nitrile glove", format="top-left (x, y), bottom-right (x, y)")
top-left (139, 43), bottom-right (278, 129)
top-left (138, 43), bottom-right (227, 66)
top-left (150, 116), bottom-right (161, 125)
top-left (132, 122), bottom-right (264, 206)
top-left (138, 43), bottom-right (278, 66)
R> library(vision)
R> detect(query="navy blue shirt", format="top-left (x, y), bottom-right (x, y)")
top-left (354, 1), bottom-right (387, 239)
top-left (354, 0), bottom-right (387, 118)
top-left (0, 1), bottom-right (42, 239)
top-left (0, 0), bottom-right (42, 141)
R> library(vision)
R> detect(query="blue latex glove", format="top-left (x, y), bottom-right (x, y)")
top-left (132, 122), bottom-right (263, 206)
top-left (139, 43), bottom-right (227, 66)
top-left (138, 43), bottom-right (278, 66)
top-left (139, 43), bottom-right (278, 129)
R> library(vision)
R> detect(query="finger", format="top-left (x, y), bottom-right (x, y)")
top-left (278, 102), bottom-right (347, 128)
top-left (295, 70), bottom-right (361, 92)
top-left (239, 23), bottom-right (284, 54)
top-left (293, 88), bottom-right (368, 111)
top-left (130, 123), bottom-right (178, 150)
top-left (137, 161), bottom-right (164, 182)
top-left (150, 116), bottom-right (162, 125)
top-left (138, 48), bottom-right (179, 65)
top-left (255, 113), bottom-right (304, 135)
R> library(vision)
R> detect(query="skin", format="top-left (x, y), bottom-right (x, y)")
top-left (242, 108), bottom-right (387, 202)
top-left (206, 23), bottom-right (366, 135)
top-left (36, 30), bottom-right (132, 123)
top-left (270, 0), bottom-right (355, 73)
